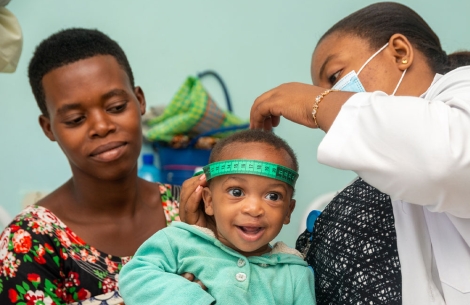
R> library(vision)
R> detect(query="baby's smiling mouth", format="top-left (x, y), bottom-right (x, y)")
top-left (237, 226), bottom-right (264, 235)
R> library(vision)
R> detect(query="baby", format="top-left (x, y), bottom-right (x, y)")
top-left (119, 129), bottom-right (316, 304)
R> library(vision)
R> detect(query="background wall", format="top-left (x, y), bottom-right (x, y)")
top-left (1, 0), bottom-right (469, 246)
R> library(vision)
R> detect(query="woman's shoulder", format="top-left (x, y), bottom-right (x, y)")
top-left (0, 205), bottom-right (70, 289)
top-left (422, 66), bottom-right (470, 101)
top-left (1, 205), bottom-right (73, 253)
top-left (441, 65), bottom-right (470, 82)
top-left (157, 183), bottom-right (181, 224)
top-left (430, 65), bottom-right (470, 92)
top-left (158, 183), bottom-right (181, 202)
top-left (448, 65), bottom-right (470, 75)
top-left (0, 204), bottom-right (95, 262)
top-left (0, 204), bottom-right (127, 304)
top-left (12, 204), bottom-right (67, 227)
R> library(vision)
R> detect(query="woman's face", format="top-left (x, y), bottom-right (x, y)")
top-left (40, 55), bottom-right (146, 181)
top-left (311, 33), bottom-right (403, 94)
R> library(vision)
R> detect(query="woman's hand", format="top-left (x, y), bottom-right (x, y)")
top-left (179, 176), bottom-right (211, 291)
top-left (250, 82), bottom-right (354, 132)
top-left (180, 272), bottom-right (208, 290)
top-left (179, 174), bottom-right (215, 231)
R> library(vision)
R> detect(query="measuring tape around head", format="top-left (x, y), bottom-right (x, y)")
top-left (202, 159), bottom-right (299, 187)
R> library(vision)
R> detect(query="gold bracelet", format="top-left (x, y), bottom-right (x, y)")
top-left (312, 89), bottom-right (337, 129)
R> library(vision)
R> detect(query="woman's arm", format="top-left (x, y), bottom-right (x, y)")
top-left (249, 82), bottom-right (353, 132)
top-left (0, 220), bottom-right (65, 305)
top-left (250, 68), bottom-right (470, 217)
top-left (318, 69), bottom-right (470, 216)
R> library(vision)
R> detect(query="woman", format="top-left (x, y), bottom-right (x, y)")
top-left (0, 29), bottom-right (180, 305)
top-left (183, 2), bottom-right (470, 304)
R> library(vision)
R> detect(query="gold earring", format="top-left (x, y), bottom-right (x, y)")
top-left (402, 59), bottom-right (408, 64)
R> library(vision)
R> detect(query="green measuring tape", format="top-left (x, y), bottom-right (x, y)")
top-left (201, 159), bottom-right (298, 187)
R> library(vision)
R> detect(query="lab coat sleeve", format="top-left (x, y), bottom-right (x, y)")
top-left (118, 229), bottom-right (215, 305)
top-left (294, 267), bottom-right (316, 305)
top-left (318, 67), bottom-right (470, 217)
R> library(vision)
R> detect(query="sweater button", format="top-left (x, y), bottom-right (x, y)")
top-left (236, 272), bottom-right (247, 282)
top-left (237, 258), bottom-right (246, 267)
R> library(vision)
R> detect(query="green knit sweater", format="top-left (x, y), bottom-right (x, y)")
top-left (119, 221), bottom-right (316, 305)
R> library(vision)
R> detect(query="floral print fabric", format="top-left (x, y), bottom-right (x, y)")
top-left (0, 184), bottom-right (179, 305)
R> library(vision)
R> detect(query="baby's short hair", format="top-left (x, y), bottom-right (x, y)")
top-left (209, 129), bottom-right (298, 172)
top-left (28, 28), bottom-right (134, 116)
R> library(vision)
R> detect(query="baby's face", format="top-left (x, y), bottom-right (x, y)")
top-left (202, 142), bottom-right (296, 257)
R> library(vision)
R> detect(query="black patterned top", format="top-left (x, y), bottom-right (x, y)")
top-left (296, 178), bottom-right (402, 304)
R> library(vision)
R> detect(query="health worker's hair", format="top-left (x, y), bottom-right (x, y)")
top-left (320, 2), bottom-right (470, 74)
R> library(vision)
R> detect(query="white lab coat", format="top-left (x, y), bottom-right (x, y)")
top-left (318, 66), bottom-right (470, 305)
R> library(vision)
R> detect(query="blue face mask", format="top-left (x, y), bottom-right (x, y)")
top-left (331, 43), bottom-right (407, 95)
top-left (331, 69), bottom-right (366, 92)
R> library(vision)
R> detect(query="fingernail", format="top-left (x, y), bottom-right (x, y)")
top-left (199, 174), bottom-right (206, 181)
top-left (195, 186), bottom-right (202, 193)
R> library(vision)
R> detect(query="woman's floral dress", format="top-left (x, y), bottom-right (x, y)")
top-left (0, 184), bottom-right (180, 305)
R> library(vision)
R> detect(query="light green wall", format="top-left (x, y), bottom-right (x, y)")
top-left (1, 0), bottom-right (469, 246)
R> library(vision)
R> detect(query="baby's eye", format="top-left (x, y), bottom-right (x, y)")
top-left (228, 188), bottom-right (244, 197)
top-left (265, 192), bottom-right (282, 201)
top-left (328, 70), bottom-right (341, 85)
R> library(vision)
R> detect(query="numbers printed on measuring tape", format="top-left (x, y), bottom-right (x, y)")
top-left (203, 159), bottom-right (298, 187)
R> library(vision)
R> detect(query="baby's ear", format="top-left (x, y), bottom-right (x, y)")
top-left (283, 199), bottom-right (296, 225)
top-left (202, 187), bottom-right (214, 216)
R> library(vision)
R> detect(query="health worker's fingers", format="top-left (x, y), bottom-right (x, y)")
top-left (251, 82), bottom-right (326, 129)
top-left (260, 115), bottom-right (281, 131)
top-left (270, 115), bottom-right (280, 128)
top-left (250, 89), bottom-right (278, 130)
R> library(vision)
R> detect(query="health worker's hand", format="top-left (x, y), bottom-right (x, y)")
top-left (250, 82), bottom-right (353, 132)
top-left (250, 82), bottom-right (322, 130)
